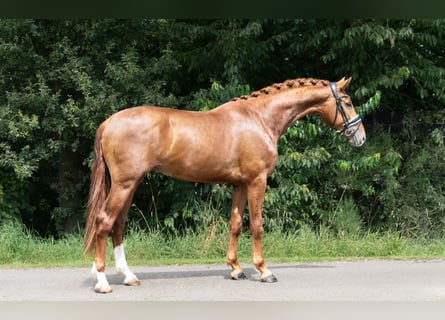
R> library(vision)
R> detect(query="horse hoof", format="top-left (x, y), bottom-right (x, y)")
top-left (261, 274), bottom-right (278, 283)
top-left (95, 284), bottom-right (113, 294)
top-left (231, 271), bottom-right (247, 280)
top-left (124, 277), bottom-right (141, 286)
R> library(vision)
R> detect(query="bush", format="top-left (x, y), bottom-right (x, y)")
top-left (389, 128), bottom-right (445, 238)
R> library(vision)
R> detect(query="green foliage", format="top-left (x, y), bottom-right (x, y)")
top-left (1, 19), bottom-right (445, 241)
top-left (0, 220), bottom-right (85, 267)
top-left (328, 197), bottom-right (363, 237)
top-left (2, 221), bottom-right (445, 267)
top-left (389, 129), bottom-right (445, 238)
top-left (0, 19), bottom-right (181, 235)
top-left (191, 81), bottom-right (250, 111)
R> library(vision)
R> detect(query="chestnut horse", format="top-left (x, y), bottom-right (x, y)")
top-left (84, 77), bottom-right (366, 293)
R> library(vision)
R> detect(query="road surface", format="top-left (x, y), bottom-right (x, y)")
top-left (1, 259), bottom-right (445, 301)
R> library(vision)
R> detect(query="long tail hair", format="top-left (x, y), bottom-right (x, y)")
top-left (83, 124), bottom-right (110, 257)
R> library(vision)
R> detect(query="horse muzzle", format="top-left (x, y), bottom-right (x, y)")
top-left (346, 123), bottom-right (366, 147)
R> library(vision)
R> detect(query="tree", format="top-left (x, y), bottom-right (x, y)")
top-left (1, 19), bottom-right (444, 238)
top-left (0, 19), bottom-right (181, 234)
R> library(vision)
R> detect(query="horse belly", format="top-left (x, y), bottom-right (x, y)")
top-left (155, 136), bottom-right (274, 184)
top-left (156, 146), bottom-right (241, 183)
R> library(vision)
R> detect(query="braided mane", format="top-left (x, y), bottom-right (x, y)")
top-left (231, 78), bottom-right (329, 101)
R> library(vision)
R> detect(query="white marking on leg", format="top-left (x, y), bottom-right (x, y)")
top-left (95, 271), bottom-right (112, 293)
top-left (91, 262), bottom-right (98, 275)
top-left (91, 262), bottom-right (112, 293)
top-left (114, 243), bottom-right (129, 274)
top-left (114, 244), bottom-right (140, 286)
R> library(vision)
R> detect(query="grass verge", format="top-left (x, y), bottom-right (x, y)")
top-left (1, 222), bottom-right (444, 268)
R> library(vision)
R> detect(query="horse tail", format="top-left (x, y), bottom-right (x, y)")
top-left (83, 124), bottom-right (110, 257)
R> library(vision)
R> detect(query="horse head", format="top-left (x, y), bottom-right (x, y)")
top-left (323, 77), bottom-right (366, 147)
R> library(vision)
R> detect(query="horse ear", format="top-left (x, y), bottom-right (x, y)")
top-left (337, 77), bottom-right (352, 89)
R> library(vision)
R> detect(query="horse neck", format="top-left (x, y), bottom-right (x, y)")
top-left (253, 86), bottom-right (331, 141)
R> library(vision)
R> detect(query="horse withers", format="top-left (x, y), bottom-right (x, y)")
top-left (84, 77), bottom-right (365, 293)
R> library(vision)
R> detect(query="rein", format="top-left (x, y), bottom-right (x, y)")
top-left (329, 82), bottom-right (362, 136)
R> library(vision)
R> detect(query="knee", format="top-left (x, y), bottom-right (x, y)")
top-left (230, 219), bottom-right (242, 234)
top-left (230, 212), bottom-right (243, 228)
top-left (249, 221), bottom-right (263, 238)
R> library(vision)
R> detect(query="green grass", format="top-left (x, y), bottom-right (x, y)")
top-left (1, 222), bottom-right (444, 268)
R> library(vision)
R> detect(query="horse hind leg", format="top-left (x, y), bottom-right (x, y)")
top-left (92, 181), bottom-right (140, 293)
top-left (113, 244), bottom-right (140, 286)
top-left (112, 203), bottom-right (140, 287)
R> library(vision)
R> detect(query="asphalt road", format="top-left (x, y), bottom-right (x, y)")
top-left (1, 259), bottom-right (445, 301)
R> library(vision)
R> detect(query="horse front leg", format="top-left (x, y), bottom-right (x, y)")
top-left (247, 177), bottom-right (278, 283)
top-left (227, 184), bottom-right (247, 280)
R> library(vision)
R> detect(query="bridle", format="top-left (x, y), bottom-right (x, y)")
top-left (329, 82), bottom-right (362, 137)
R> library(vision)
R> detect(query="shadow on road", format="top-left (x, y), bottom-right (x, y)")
top-left (83, 263), bottom-right (335, 287)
